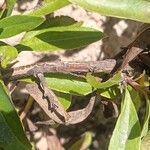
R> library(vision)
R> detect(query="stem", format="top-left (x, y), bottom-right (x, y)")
top-left (4, 59), bottom-right (130, 80)
top-left (20, 96), bottom-right (34, 121)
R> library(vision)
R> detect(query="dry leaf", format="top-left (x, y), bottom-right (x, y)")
top-left (120, 24), bottom-right (150, 70)
top-left (26, 83), bottom-right (95, 125)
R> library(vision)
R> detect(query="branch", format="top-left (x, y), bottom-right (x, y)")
top-left (4, 59), bottom-right (134, 80)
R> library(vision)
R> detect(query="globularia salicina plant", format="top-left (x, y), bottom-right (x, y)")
top-left (0, 0), bottom-right (150, 150)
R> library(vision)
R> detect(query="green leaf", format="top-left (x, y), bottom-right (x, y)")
top-left (0, 80), bottom-right (32, 150)
top-left (0, 45), bottom-right (18, 68)
top-left (18, 26), bottom-right (104, 51)
top-left (69, 0), bottom-right (150, 23)
top-left (128, 87), bottom-right (150, 138)
top-left (86, 72), bottom-right (122, 89)
top-left (46, 74), bottom-right (93, 95)
top-left (99, 86), bottom-right (120, 99)
top-left (0, 15), bottom-right (44, 39)
top-left (6, 0), bottom-right (16, 9)
top-left (35, 16), bottom-right (81, 30)
top-left (29, 0), bottom-right (70, 16)
top-left (128, 86), bottom-right (141, 112)
top-left (19, 73), bottom-right (93, 95)
top-left (5, 0), bottom-right (16, 16)
top-left (55, 92), bottom-right (71, 110)
top-left (69, 131), bottom-right (92, 150)
top-left (108, 87), bottom-right (141, 150)
top-left (0, 8), bottom-right (5, 19)
top-left (141, 131), bottom-right (150, 150)
top-left (141, 92), bottom-right (150, 138)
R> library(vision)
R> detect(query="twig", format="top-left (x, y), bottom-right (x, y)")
top-left (20, 96), bottom-right (34, 121)
top-left (4, 59), bottom-right (122, 80)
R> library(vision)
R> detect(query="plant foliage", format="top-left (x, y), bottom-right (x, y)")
top-left (0, 0), bottom-right (149, 149)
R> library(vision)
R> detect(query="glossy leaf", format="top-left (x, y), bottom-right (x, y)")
top-left (141, 131), bottom-right (150, 150)
top-left (29, 0), bottom-right (70, 16)
top-left (18, 26), bottom-right (104, 51)
top-left (128, 86), bottom-right (141, 112)
top-left (0, 45), bottom-right (18, 68)
top-left (0, 15), bottom-right (44, 39)
top-left (0, 8), bottom-right (5, 19)
top-left (99, 86), bottom-right (120, 99)
top-left (45, 74), bottom-right (93, 95)
top-left (69, 0), bottom-right (150, 23)
top-left (55, 92), bottom-right (72, 110)
top-left (108, 87), bottom-right (141, 150)
top-left (5, 0), bottom-right (16, 16)
top-left (69, 132), bottom-right (92, 150)
top-left (6, 0), bottom-right (16, 9)
top-left (19, 73), bottom-right (93, 95)
top-left (128, 86), bottom-right (150, 138)
top-left (0, 80), bottom-right (32, 150)
top-left (141, 92), bottom-right (150, 138)
top-left (35, 16), bottom-right (81, 30)
top-left (86, 72), bottom-right (122, 89)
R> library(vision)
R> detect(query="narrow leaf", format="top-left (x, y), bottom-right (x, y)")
top-left (0, 8), bottom-right (5, 19)
top-left (35, 16), bottom-right (81, 30)
top-left (69, 132), bottom-right (92, 150)
top-left (99, 86), bottom-right (120, 99)
top-left (18, 26), bottom-right (104, 51)
top-left (141, 92), bottom-right (150, 138)
top-left (108, 87), bottom-right (141, 150)
top-left (86, 72), bottom-right (122, 89)
top-left (0, 15), bottom-right (44, 39)
top-left (5, 0), bottom-right (16, 16)
top-left (69, 0), bottom-right (150, 23)
top-left (128, 86), bottom-right (141, 112)
top-left (0, 80), bottom-right (31, 150)
top-left (29, 0), bottom-right (70, 16)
